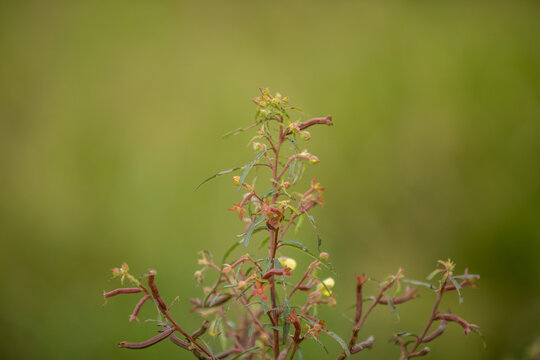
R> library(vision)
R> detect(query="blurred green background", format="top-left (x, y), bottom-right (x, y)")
top-left (1, 1), bottom-right (539, 359)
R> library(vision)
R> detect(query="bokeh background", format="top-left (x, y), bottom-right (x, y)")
top-left (1, 1), bottom-right (539, 359)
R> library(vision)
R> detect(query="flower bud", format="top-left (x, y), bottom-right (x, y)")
top-left (233, 176), bottom-right (241, 185)
top-left (111, 268), bottom-right (121, 277)
top-left (319, 252), bottom-right (330, 260)
top-left (300, 131), bottom-right (311, 141)
top-left (310, 155), bottom-right (320, 164)
top-left (252, 142), bottom-right (266, 151)
top-left (289, 123), bottom-right (300, 133)
top-left (194, 270), bottom-right (204, 283)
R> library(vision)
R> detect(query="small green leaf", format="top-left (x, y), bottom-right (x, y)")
top-left (325, 331), bottom-right (351, 359)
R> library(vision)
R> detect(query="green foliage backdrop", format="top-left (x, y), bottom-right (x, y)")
top-left (1, 1), bottom-right (539, 359)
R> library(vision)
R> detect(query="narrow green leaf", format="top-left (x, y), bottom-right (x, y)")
top-left (247, 323), bottom-right (254, 339)
top-left (471, 327), bottom-right (487, 349)
top-left (258, 236), bottom-right (270, 250)
top-left (392, 332), bottom-right (418, 339)
top-left (194, 166), bottom-right (242, 191)
top-left (385, 295), bottom-right (400, 320)
top-left (212, 317), bottom-right (221, 336)
top-left (325, 331), bottom-right (351, 359)
top-left (282, 299), bottom-right (291, 344)
top-left (239, 150), bottom-right (266, 185)
top-left (305, 214), bottom-right (323, 251)
top-left (222, 123), bottom-right (257, 138)
top-left (261, 189), bottom-right (277, 199)
top-left (222, 127), bottom-right (243, 138)
top-left (402, 278), bottom-right (436, 290)
top-left (281, 239), bottom-right (307, 250)
top-left (453, 274), bottom-right (480, 280)
top-left (294, 214), bottom-right (305, 233)
top-left (308, 336), bottom-right (329, 353)
top-left (200, 338), bottom-right (215, 356)
top-left (243, 216), bottom-right (267, 248)
top-left (426, 268), bottom-right (443, 281)
top-left (230, 346), bottom-right (260, 360)
top-left (235, 265), bottom-right (242, 282)
top-left (203, 278), bottom-right (222, 308)
top-left (280, 239), bottom-right (336, 273)
top-left (449, 275), bottom-right (463, 304)
top-left (261, 300), bottom-right (269, 314)
top-left (297, 347), bottom-right (303, 360)
top-left (218, 320), bottom-right (228, 351)
top-left (222, 241), bottom-right (241, 264)
top-left (262, 257), bottom-right (272, 273)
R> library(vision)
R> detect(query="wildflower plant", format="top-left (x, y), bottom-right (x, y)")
top-left (103, 89), bottom-right (482, 359)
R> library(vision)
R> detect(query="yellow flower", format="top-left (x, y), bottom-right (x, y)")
top-left (278, 257), bottom-right (297, 271)
top-left (317, 277), bottom-right (335, 297)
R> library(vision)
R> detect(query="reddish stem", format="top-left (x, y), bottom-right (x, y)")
top-left (118, 326), bottom-right (175, 349)
top-left (410, 277), bottom-right (448, 353)
top-left (129, 294), bottom-right (151, 322)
